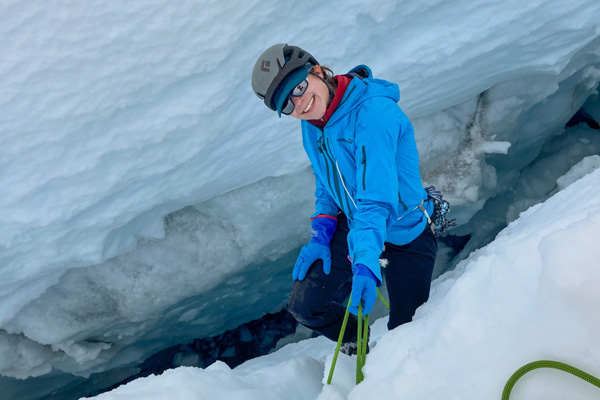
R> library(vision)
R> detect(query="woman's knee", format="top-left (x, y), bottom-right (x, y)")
top-left (287, 282), bottom-right (310, 323)
top-left (287, 281), bottom-right (326, 325)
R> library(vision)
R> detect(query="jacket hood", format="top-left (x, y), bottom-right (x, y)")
top-left (327, 65), bottom-right (400, 125)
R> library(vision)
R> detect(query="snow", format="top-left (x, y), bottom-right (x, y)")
top-left (89, 168), bottom-right (600, 400)
top-left (0, 0), bottom-right (600, 397)
top-left (87, 359), bottom-right (324, 400)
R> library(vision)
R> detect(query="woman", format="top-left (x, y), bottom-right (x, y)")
top-left (251, 44), bottom-right (437, 351)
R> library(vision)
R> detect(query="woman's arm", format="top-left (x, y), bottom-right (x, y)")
top-left (347, 98), bottom-right (404, 282)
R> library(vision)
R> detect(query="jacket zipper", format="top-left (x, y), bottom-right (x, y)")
top-left (324, 138), bottom-right (352, 216)
top-left (336, 86), bottom-right (356, 110)
top-left (361, 145), bottom-right (367, 191)
top-left (327, 138), bottom-right (356, 215)
top-left (335, 159), bottom-right (358, 212)
top-left (320, 134), bottom-right (357, 217)
top-left (398, 192), bottom-right (408, 211)
top-left (319, 134), bottom-right (347, 216)
top-left (317, 136), bottom-right (335, 201)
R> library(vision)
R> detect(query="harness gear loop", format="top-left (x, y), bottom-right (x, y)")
top-left (424, 186), bottom-right (457, 236)
top-left (417, 198), bottom-right (435, 235)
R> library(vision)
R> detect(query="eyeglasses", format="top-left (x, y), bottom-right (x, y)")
top-left (281, 78), bottom-right (309, 115)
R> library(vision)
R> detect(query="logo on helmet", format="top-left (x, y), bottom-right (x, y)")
top-left (261, 60), bottom-right (271, 73)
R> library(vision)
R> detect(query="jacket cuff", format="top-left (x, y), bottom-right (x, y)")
top-left (310, 214), bottom-right (338, 222)
top-left (352, 250), bottom-right (382, 284)
top-left (310, 215), bottom-right (338, 246)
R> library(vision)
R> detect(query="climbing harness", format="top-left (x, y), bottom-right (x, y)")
top-left (397, 186), bottom-right (456, 236)
top-left (327, 288), bottom-right (389, 385)
top-left (423, 186), bottom-right (456, 237)
top-left (502, 360), bottom-right (600, 399)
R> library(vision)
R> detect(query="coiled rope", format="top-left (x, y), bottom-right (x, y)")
top-left (502, 360), bottom-right (600, 400)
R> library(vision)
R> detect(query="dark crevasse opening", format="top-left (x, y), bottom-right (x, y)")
top-left (37, 310), bottom-right (298, 400)
top-left (566, 107), bottom-right (600, 129)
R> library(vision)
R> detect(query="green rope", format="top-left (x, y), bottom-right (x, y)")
top-left (355, 304), bottom-right (370, 384)
top-left (376, 287), bottom-right (389, 309)
top-left (327, 297), bottom-right (352, 385)
top-left (356, 312), bottom-right (369, 384)
top-left (328, 289), bottom-right (389, 385)
top-left (502, 360), bottom-right (600, 400)
top-left (356, 303), bottom-right (363, 384)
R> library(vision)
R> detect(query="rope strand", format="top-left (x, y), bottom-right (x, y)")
top-left (502, 360), bottom-right (600, 400)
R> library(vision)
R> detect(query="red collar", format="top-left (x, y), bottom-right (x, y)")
top-left (309, 74), bottom-right (352, 128)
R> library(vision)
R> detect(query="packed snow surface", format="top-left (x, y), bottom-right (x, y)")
top-left (0, 0), bottom-right (600, 396)
top-left (90, 168), bottom-right (600, 400)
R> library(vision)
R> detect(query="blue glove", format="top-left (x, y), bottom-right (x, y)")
top-left (349, 264), bottom-right (378, 316)
top-left (293, 215), bottom-right (337, 281)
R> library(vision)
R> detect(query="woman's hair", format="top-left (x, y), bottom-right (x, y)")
top-left (314, 65), bottom-right (338, 92)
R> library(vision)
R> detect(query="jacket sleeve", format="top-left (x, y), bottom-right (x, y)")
top-left (347, 99), bottom-right (403, 282)
top-left (311, 166), bottom-right (340, 219)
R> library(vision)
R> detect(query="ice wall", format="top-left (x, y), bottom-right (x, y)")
top-left (1, 0), bottom-right (600, 391)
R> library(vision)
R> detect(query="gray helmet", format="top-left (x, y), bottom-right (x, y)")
top-left (251, 44), bottom-right (318, 112)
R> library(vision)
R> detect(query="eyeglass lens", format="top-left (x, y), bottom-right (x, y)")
top-left (282, 79), bottom-right (309, 115)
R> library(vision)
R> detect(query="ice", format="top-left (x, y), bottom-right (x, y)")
top-left (449, 123), bottom-right (600, 270)
top-left (89, 169), bottom-right (600, 400)
top-left (583, 89), bottom-right (600, 122)
top-left (556, 155), bottom-right (600, 189)
top-left (0, 332), bottom-right (55, 379)
top-left (0, 0), bottom-right (600, 396)
top-left (2, 171), bottom-right (315, 379)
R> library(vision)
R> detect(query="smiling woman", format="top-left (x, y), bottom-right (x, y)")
top-left (288, 66), bottom-right (332, 120)
top-left (251, 43), bottom-right (438, 354)
top-left (251, 45), bottom-right (337, 120)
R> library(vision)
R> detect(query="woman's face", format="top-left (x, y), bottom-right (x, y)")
top-left (289, 66), bottom-right (329, 120)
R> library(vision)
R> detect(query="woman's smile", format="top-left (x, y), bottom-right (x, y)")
top-left (303, 96), bottom-right (314, 113)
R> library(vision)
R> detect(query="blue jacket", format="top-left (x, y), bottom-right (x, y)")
top-left (301, 65), bottom-right (432, 282)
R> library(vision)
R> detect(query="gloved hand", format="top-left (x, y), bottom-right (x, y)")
top-left (292, 215), bottom-right (337, 281)
top-left (349, 264), bottom-right (378, 316)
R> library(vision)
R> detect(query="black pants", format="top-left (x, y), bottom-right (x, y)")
top-left (288, 213), bottom-right (437, 343)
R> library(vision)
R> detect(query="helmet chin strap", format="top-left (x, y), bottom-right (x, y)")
top-left (309, 70), bottom-right (335, 107)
